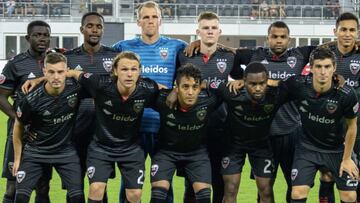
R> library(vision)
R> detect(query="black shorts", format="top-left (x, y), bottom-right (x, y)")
top-left (291, 145), bottom-right (358, 191)
top-left (2, 119), bottom-right (15, 180)
top-left (16, 153), bottom-right (83, 198)
top-left (221, 145), bottom-right (275, 178)
top-left (86, 146), bottom-right (145, 189)
top-left (151, 148), bottom-right (211, 184)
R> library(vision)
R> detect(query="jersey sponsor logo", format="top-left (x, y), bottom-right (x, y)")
top-left (112, 114), bottom-right (137, 122)
top-left (263, 104), bottom-right (274, 113)
top-left (308, 112), bottom-right (335, 124)
top-left (287, 56), bottom-right (297, 68)
top-left (7, 162), bottom-right (13, 173)
top-left (260, 59), bottom-right (269, 64)
top-left (159, 48), bottom-right (168, 60)
top-left (142, 65), bottom-right (168, 74)
top-left (268, 71), bottom-right (295, 80)
top-left (74, 65), bottom-right (83, 71)
top-left (151, 164), bottom-right (159, 176)
top-left (103, 109), bottom-right (112, 115)
top-left (353, 102), bottom-right (359, 114)
top-left (104, 100), bottom-right (113, 107)
top-left (53, 113), bottom-right (75, 124)
top-left (167, 113), bottom-right (175, 119)
top-left (16, 171), bottom-right (26, 183)
top-left (67, 94), bottom-right (78, 108)
top-left (177, 123), bottom-right (205, 131)
top-left (83, 73), bottom-right (93, 78)
top-left (209, 81), bottom-right (221, 89)
top-left (221, 157), bottom-right (230, 169)
top-left (87, 166), bottom-right (95, 179)
top-left (344, 78), bottom-right (359, 87)
top-left (16, 107), bottom-right (22, 118)
top-left (291, 169), bottom-right (298, 181)
top-left (350, 62), bottom-right (360, 75)
top-left (102, 58), bottom-right (113, 72)
top-left (27, 72), bottom-right (36, 79)
top-left (0, 74), bottom-right (6, 84)
top-left (243, 115), bottom-right (271, 122)
top-left (133, 100), bottom-right (145, 113)
top-left (42, 110), bottom-right (51, 116)
top-left (203, 77), bottom-right (225, 86)
top-left (196, 109), bottom-right (207, 121)
top-left (326, 100), bottom-right (338, 114)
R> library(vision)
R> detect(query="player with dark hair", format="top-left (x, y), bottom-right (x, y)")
top-left (150, 63), bottom-right (219, 203)
top-left (0, 20), bottom-right (52, 203)
top-left (12, 52), bottom-right (85, 203)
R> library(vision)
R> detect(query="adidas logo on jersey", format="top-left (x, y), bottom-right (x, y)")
top-left (43, 110), bottom-right (51, 116)
top-left (104, 100), bottom-right (113, 107)
top-left (299, 106), bottom-right (307, 113)
top-left (74, 65), bottom-right (83, 71)
top-left (27, 72), bottom-right (36, 79)
top-left (167, 113), bottom-right (175, 119)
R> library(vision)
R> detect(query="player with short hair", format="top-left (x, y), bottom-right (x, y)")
top-left (0, 20), bottom-right (52, 203)
top-left (150, 64), bottom-right (219, 203)
top-left (12, 52), bottom-right (85, 203)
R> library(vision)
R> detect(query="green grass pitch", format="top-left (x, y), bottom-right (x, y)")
top-left (0, 111), bottom-right (339, 202)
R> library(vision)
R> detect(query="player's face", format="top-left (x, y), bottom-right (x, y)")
top-left (26, 26), bottom-right (51, 54)
top-left (311, 58), bottom-right (336, 86)
top-left (245, 72), bottom-right (268, 101)
top-left (267, 27), bottom-right (290, 55)
top-left (177, 76), bottom-right (201, 108)
top-left (43, 62), bottom-right (68, 90)
top-left (334, 20), bottom-right (358, 49)
top-left (137, 7), bottom-right (161, 38)
top-left (80, 15), bottom-right (104, 46)
top-left (196, 19), bottom-right (221, 47)
top-left (114, 58), bottom-right (140, 89)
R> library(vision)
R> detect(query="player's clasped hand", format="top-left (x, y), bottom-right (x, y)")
top-left (227, 80), bottom-right (244, 94)
top-left (339, 159), bottom-right (359, 180)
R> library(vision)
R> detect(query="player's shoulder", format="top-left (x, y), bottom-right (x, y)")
top-left (100, 45), bottom-right (118, 53)
top-left (64, 46), bottom-right (82, 55)
top-left (138, 77), bottom-right (157, 89)
top-left (8, 52), bottom-right (29, 64)
top-left (24, 83), bottom-right (46, 103)
top-left (216, 47), bottom-right (235, 55)
top-left (160, 36), bottom-right (187, 46)
top-left (338, 85), bottom-right (355, 96)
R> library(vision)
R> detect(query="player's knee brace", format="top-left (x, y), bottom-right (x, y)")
top-left (87, 199), bottom-right (102, 203)
top-left (14, 194), bottom-right (30, 203)
top-left (291, 198), bottom-right (307, 203)
top-left (195, 188), bottom-right (211, 203)
top-left (319, 180), bottom-right (335, 203)
top-left (151, 187), bottom-right (168, 203)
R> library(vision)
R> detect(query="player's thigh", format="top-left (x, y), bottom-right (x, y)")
top-left (248, 148), bottom-right (275, 179)
top-left (220, 150), bottom-right (246, 176)
top-left (86, 153), bottom-right (114, 184)
top-left (54, 158), bottom-right (83, 193)
top-left (291, 147), bottom-right (318, 188)
top-left (15, 159), bottom-right (46, 195)
top-left (184, 150), bottom-right (212, 186)
top-left (150, 150), bottom-right (177, 184)
top-left (118, 148), bottom-right (146, 189)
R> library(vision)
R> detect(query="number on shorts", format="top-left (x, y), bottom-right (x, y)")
top-left (346, 179), bottom-right (358, 187)
top-left (264, 159), bottom-right (272, 174)
top-left (137, 169), bottom-right (144, 185)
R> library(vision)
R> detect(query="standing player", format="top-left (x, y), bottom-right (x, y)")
top-left (64, 11), bottom-right (119, 203)
top-left (0, 20), bottom-right (52, 203)
top-left (67, 51), bottom-right (159, 203)
top-left (175, 11), bottom-right (241, 203)
top-left (317, 12), bottom-right (360, 203)
top-left (12, 52), bottom-right (85, 203)
top-left (283, 47), bottom-right (359, 203)
top-left (150, 64), bottom-right (218, 203)
top-left (112, 1), bottom-right (186, 202)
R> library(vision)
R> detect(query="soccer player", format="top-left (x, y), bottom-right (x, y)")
top-left (278, 47), bottom-right (359, 203)
top-left (150, 64), bottom-right (218, 203)
top-left (0, 20), bottom-right (52, 203)
top-left (175, 11), bottom-right (241, 203)
top-left (66, 51), bottom-right (159, 203)
top-left (12, 52), bottom-right (85, 203)
top-left (317, 12), bottom-right (360, 203)
top-left (64, 11), bottom-right (119, 203)
top-left (210, 62), bottom-right (287, 203)
top-left (112, 1), bottom-right (186, 202)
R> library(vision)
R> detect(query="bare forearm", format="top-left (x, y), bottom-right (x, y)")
top-left (0, 95), bottom-right (15, 119)
top-left (343, 121), bottom-right (357, 160)
top-left (13, 119), bottom-right (23, 163)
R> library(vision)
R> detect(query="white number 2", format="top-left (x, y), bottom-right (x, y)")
top-left (264, 159), bottom-right (272, 174)
top-left (137, 169), bottom-right (144, 185)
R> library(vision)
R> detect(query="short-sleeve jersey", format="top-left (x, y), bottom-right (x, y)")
top-left (16, 79), bottom-right (84, 159)
top-left (78, 73), bottom-right (159, 156)
top-left (154, 90), bottom-right (219, 153)
top-left (112, 36), bottom-right (186, 133)
top-left (280, 75), bottom-right (358, 152)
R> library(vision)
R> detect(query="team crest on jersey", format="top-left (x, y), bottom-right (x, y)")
top-left (291, 169), bottom-right (298, 181)
top-left (102, 58), bottom-right (113, 72)
top-left (287, 57), bottom-right (297, 68)
top-left (167, 113), bottom-right (175, 119)
top-left (133, 101), bottom-right (144, 113)
top-left (8, 162), bottom-right (13, 172)
top-left (83, 73), bottom-right (93, 78)
top-left (350, 62), bottom-right (360, 75)
top-left (67, 94), bottom-right (78, 108)
top-left (16, 107), bottom-right (22, 118)
top-left (263, 104), bottom-right (274, 113)
top-left (87, 166), bottom-right (95, 179)
top-left (0, 74), bottom-right (6, 84)
top-left (151, 164), bottom-right (159, 176)
top-left (217, 60), bottom-right (227, 74)
top-left (326, 102), bottom-right (338, 114)
top-left (159, 48), bottom-right (168, 60)
top-left (221, 157), bottom-right (230, 169)
top-left (196, 109), bottom-right (207, 121)
top-left (16, 171), bottom-right (26, 183)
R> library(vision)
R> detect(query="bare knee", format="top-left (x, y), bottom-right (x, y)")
top-left (125, 189), bottom-right (142, 203)
top-left (339, 190), bottom-right (356, 202)
top-left (89, 182), bottom-right (106, 200)
top-left (291, 186), bottom-right (310, 200)
top-left (223, 176), bottom-right (240, 202)
top-left (320, 171), bottom-right (334, 182)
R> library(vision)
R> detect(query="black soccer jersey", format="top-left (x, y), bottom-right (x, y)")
top-left (235, 46), bottom-right (316, 136)
top-left (154, 90), bottom-right (219, 153)
top-left (280, 75), bottom-right (359, 152)
top-left (65, 45), bottom-right (119, 135)
top-left (78, 73), bottom-right (159, 156)
top-left (15, 79), bottom-right (85, 159)
top-left (209, 82), bottom-right (286, 148)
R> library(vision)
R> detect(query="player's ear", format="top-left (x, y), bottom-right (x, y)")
top-left (196, 29), bottom-right (200, 36)
top-left (25, 34), bottom-right (30, 42)
top-left (80, 26), bottom-right (84, 34)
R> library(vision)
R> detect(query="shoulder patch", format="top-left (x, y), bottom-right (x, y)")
top-left (0, 74), bottom-right (6, 84)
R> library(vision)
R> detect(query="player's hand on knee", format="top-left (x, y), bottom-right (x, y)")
top-left (339, 159), bottom-right (359, 180)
